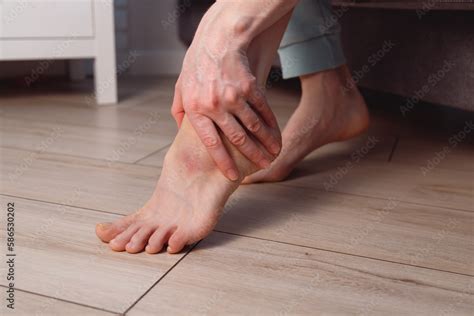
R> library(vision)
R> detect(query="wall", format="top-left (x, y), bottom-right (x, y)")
top-left (126, 0), bottom-right (187, 75)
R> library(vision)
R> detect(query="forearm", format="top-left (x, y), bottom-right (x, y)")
top-left (193, 0), bottom-right (298, 51)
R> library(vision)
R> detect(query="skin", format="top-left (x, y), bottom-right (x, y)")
top-left (243, 65), bottom-right (369, 183)
top-left (171, 0), bottom-right (299, 181)
top-left (96, 10), bottom-right (294, 254)
top-left (96, 0), bottom-right (371, 254)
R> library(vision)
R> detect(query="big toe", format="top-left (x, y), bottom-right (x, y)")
top-left (96, 222), bottom-right (122, 242)
top-left (242, 167), bottom-right (287, 184)
top-left (242, 170), bottom-right (266, 184)
top-left (96, 213), bottom-right (138, 243)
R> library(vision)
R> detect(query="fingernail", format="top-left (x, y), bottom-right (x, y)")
top-left (259, 159), bottom-right (271, 168)
top-left (270, 143), bottom-right (281, 154)
top-left (226, 169), bottom-right (240, 181)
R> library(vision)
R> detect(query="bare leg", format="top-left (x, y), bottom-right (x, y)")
top-left (95, 13), bottom-right (292, 254)
top-left (243, 65), bottom-right (369, 183)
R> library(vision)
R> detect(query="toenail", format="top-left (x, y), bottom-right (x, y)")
top-left (98, 222), bottom-right (113, 229)
top-left (127, 241), bottom-right (134, 248)
top-left (167, 246), bottom-right (172, 253)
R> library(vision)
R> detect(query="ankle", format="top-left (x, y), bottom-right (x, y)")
top-left (300, 65), bottom-right (356, 98)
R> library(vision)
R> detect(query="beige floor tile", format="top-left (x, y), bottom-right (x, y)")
top-left (0, 289), bottom-right (115, 316)
top-left (0, 148), bottom-right (157, 214)
top-left (218, 184), bottom-right (474, 275)
top-left (137, 145), bottom-right (170, 167)
top-left (279, 159), bottom-right (473, 211)
top-left (0, 90), bottom-right (177, 135)
top-left (129, 232), bottom-right (474, 316)
top-left (0, 196), bottom-right (185, 313)
top-left (392, 137), bottom-right (474, 172)
top-left (0, 116), bottom-right (173, 163)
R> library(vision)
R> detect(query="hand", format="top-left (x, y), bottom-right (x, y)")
top-left (171, 27), bottom-right (282, 181)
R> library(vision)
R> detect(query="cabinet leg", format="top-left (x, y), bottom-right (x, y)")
top-left (94, 56), bottom-right (118, 104)
top-left (94, 0), bottom-right (117, 105)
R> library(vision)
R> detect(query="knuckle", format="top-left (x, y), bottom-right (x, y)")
top-left (209, 94), bottom-right (219, 108)
top-left (203, 98), bottom-right (219, 112)
top-left (225, 87), bottom-right (238, 104)
top-left (204, 104), bottom-right (218, 113)
top-left (247, 118), bottom-right (262, 133)
top-left (202, 135), bottom-right (220, 148)
top-left (229, 131), bottom-right (247, 146)
top-left (241, 78), bottom-right (255, 96)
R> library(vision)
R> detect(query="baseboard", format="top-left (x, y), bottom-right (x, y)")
top-left (128, 49), bottom-right (186, 76)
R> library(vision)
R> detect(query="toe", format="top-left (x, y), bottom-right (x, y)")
top-left (109, 224), bottom-right (140, 251)
top-left (96, 213), bottom-right (137, 242)
top-left (126, 226), bottom-right (155, 254)
top-left (242, 167), bottom-right (288, 184)
top-left (145, 228), bottom-right (170, 254)
top-left (96, 222), bottom-right (117, 242)
top-left (242, 169), bottom-right (269, 184)
top-left (167, 228), bottom-right (189, 254)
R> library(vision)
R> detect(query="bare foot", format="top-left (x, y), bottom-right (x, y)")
top-left (95, 12), bottom-right (293, 254)
top-left (96, 117), bottom-right (259, 254)
top-left (243, 65), bottom-right (369, 184)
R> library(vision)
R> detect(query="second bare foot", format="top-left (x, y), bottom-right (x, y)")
top-left (243, 65), bottom-right (369, 184)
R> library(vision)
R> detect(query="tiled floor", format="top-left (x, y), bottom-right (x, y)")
top-left (0, 77), bottom-right (473, 315)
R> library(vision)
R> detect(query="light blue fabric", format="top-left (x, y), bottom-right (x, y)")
top-left (279, 0), bottom-right (346, 78)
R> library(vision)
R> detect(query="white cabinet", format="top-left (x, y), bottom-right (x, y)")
top-left (0, 0), bottom-right (94, 38)
top-left (0, 0), bottom-right (117, 104)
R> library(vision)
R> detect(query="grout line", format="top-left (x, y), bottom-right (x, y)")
top-left (122, 242), bottom-right (201, 315)
top-left (387, 136), bottom-right (400, 162)
top-left (212, 230), bottom-right (474, 278)
top-left (133, 144), bottom-right (171, 164)
top-left (0, 285), bottom-right (119, 315)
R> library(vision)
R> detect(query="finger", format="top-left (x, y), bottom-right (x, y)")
top-left (216, 113), bottom-right (272, 169)
top-left (171, 84), bottom-right (185, 128)
top-left (247, 85), bottom-right (279, 129)
top-left (235, 102), bottom-right (281, 156)
top-left (188, 113), bottom-right (240, 181)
